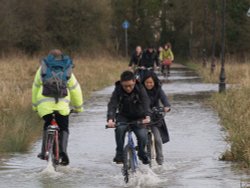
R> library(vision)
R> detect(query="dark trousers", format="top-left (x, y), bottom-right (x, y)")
top-left (115, 115), bottom-right (148, 159)
top-left (161, 64), bottom-right (170, 74)
top-left (43, 113), bottom-right (69, 133)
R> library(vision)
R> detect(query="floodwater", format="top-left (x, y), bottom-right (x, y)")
top-left (0, 65), bottom-right (249, 188)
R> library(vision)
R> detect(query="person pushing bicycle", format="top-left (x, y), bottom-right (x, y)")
top-left (106, 71), bottom-right (151, 164)
top-left (32, 49), bottom-right (83, 166)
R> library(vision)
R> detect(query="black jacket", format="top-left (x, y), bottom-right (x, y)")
top-left (107, 81), bottom-right (150, 121)
top-left (139, 49), bottom-right (159, 68)
top-left (129, 51), bottom-right (142, 67)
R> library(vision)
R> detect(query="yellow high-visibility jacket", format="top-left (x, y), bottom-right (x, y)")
top-left (159, 49), bottom-right (174, 62)
top-left (32, 67), bottom-right (83, 117)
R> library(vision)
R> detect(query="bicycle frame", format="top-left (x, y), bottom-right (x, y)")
top-left (122, 128), bottom-right (140, 183)
top-left (127, 130), bottom-right (138, 172)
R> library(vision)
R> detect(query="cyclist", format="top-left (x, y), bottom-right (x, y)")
top-left (32, 49), bottom-right (83, 166)
top-left (138, 45), bottom-right (159, 81)
top-left (106, 71), bottom-right (151, 164)
top-left (141, 71), bottom-right (171, 165)
top-left (128, 45), bottom-right (142, 71)
top-left (159, 42), bottom-right (174, 75)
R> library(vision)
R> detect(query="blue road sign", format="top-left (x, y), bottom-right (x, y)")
top-left (122, 20), bottom-right (130, 29)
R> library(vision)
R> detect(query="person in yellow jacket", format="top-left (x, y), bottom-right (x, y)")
top-left (159, 42), bottom-right (174, 75)
top-left (32, 49), bottom-right (83, 166)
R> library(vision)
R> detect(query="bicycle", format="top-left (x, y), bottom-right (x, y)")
top-left (44, 115), bottom-right (60, 170)
top-left (134, 66), bottom-right (154, 82)
top-left (106, 121), bottom-right (146, 183)
top-left (161, 59), bottom-right (172, 77)
top-left (43, 110), bottom-right (76, 170)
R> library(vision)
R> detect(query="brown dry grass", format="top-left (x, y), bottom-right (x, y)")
top-left (190, 59), bottom-right (250, 167)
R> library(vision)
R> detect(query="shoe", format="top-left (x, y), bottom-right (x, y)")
top-left (139, 155), bottom-right (150, 165)
top-left (37, 130), bottom-right (47, 160)
top-left (59, 131), bottom-right (70, 166)
top-left (113, 155), bottom-right (123, 164)
top-left (37, 153), bottom-right (45, 160)
top-left (157, 161), bottom-right (163, 165)
top-left (60, 152), bottom-right (69, 166)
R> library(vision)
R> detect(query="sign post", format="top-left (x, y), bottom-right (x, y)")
top-left (122, 20), bottom-right (130, 57)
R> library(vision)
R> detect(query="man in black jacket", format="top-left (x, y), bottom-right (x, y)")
top-left (128, 45), bottom-right (142, 70)
top-left (140, 46), bottom-right (159, 68)
top-left (137, 46), bottom-right (159, 81)
top-left (107, 71), bottom-right (151, 164)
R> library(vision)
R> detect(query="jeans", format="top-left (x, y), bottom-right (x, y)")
top-left (151, 126), bottom-right (164, 164)
top-left (115, 122), bottom-right (148, 159)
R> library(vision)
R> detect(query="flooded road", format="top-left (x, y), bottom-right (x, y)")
top-left (0, 65), bottom-right (249, 188)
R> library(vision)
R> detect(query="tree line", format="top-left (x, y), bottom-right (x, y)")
top-left (0, 0), bottom-right (249, 58)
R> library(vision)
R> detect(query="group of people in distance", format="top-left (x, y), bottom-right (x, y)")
top-left (128, 43), bottom-right (174, 76)
top-left (107, 43), bottom-right (173, 165)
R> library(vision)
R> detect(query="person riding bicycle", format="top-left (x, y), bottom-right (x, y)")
top-left (128, 45), bottom-right (142, 71)
top-left (159, 42), bottom-right (174, 75)
top-left (32, 49), bottom-right (83, 166)
top-left (137, 45), bottom-right (159, 81)
top-left (107, 71), bottom-right (151, 164)
top-left (141, 71), bottom-right (171, 165)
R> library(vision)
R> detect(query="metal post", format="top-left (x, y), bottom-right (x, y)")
top-left (122, 20), bottom-right (129, 57)
top-left (125, 28), bottom-right (128, 57)
top-left (219, 0), bottom-right (226, 92)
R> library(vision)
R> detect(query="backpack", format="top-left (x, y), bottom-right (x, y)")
top-left (41, 54), bottom-right (73, 102)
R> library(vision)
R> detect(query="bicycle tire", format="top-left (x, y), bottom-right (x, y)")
top-left (122, 145), bottom-right (134, 183)
top-left (46, 133), bottom-right (59, 169)
top-left (46, 134), bottom-right (54, 164)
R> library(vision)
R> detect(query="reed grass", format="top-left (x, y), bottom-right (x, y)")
top-left (190, 59), bottom-right (250, 167)
top-left (0, 55), bottom-right (127, 153)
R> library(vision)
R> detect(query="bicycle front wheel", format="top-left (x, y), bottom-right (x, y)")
top-left (122, 145), bottom-right (134, 183)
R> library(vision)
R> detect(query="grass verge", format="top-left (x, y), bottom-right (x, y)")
top-left (188, 59), bottom-right (250, 167)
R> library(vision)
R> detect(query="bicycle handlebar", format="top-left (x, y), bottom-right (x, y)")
top-left (105, 120), bottom-right (142, 129)
top-left (105, 107), bottom-right (167, 129)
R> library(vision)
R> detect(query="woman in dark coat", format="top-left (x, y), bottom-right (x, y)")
top-left (142, 71), bottom-right (171, 165)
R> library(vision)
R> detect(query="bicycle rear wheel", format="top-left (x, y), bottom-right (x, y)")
top-left (122, 145), bottom-right (134, 183)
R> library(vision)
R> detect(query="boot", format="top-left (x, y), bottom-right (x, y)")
top-left (59, 131), bottom-right (70, 166)
top-left (37, 130), bottom-right (47, 160)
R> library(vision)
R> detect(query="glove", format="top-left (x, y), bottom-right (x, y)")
top-left (32, 106), bottom-right (37, 112)
top-left (71, 107), bottom-right (83, 113)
